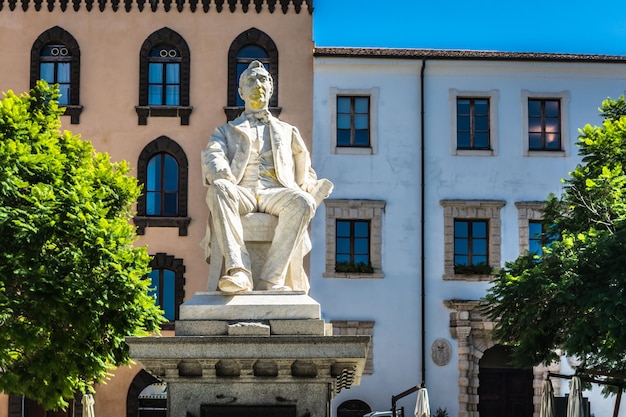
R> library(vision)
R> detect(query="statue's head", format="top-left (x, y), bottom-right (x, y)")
top-left (238, 60), bottom-right (273, 111)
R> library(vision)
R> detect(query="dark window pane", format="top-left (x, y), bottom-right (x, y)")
top-left (354, 255), bottom-right (369, 265)
top-left (545, 100), bottom-right (560, 117)
top-left (454, 238), bottom-right (468, 255)
top-left (354, 97), bottom-right (369, 113)
top-left (474, 99), bottom-right (489, 115)
top-left (147, 156), bottom-right (162, 191)
top-left (545, 134), bottom-right (561, 150)
top-left (457, 132), bottom-right (471, 148)
top-left (148, 86), bottom-right (163, 106)
top-left (529, 133), bottom-right (543, 150)
top-left (454, 221), bottom-right (468, 238)
top-left (454, 255), bottom-right (468, 266)
top-left (354, 114), bottom-right (369, 129)
top-left (457, 115), bottom-right (470, 131)
top-left (40, 62), bottom-right (55, 82)
top-left (57, 63), bottom-right (71, 83)
top-left (337, 129), bottom-right (351, 146)
top-left (149, 63), bottom-right (163, 84)
top-left (354, 130), bottom-right (369, 146)
top-left (545, 118), bottom-right (560, 133)
top-left (354, 238), bottom-right (369, 254)
top-left (165, 86), bottom-right (180, 106)
top-left (163, 155), bottom-right (179, 191)
top-left (472, 221), bottom-right (487, 238)
top-left (57, 84), bottom-right (70, 105)
top-left (146, 192), bottom-right (160, 215)
top-left (162, 270), bottom-right (175, 321)
top-left (336, 254), bottom-right (350, 263)
top-left (166, 63), bottom-right (180, 84)
top-left (475, 116), bottom-right (489, 132)
top-left (472, 256), bottom-right (487, 266)
top-left (354, 221), bottom-right (369, 237)
top-left (163, 193), bottom-right (178, 216)
top-left (474, 133), bottom-right (489, 149)
top-left (336, 220), bottom-right (350, 237)
top-left (237, 45), bottom-right (268, 59)
top-left (337, 97), bottom-right (351, 113)
top-left (336, 238), bottom-right (350, 254)
top-left (528, 117), bottom-right (542, 133)
top-left (472, 239), bottom-right (487, 255)
top-left (528, 100), bottom-right (541, 116)
top-left (337, 114), bottom-right (351, 129)
top-left (457, 99), bottom-right (470, 115)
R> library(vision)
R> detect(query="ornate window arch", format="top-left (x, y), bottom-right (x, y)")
top-left (126, 369), bottom-right (162, 417)
top-left (134, 136), bottom-right (190, 236)
top-left (30, 26), bottom-right (82, 124)
top-left (136, 27), bottom-right (192, 125)
top-left (225, 27), bottom-right (280, 121)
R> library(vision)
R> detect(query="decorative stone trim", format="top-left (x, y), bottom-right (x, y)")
top-left (2, 0), bottom-right (313, 12)
top-left (444, 300), bottom-right (560, 417)
top-left (515, 201), bottom-right (545, 254)
top-left (323, 199), bottom-right (385, 278)
top-left (331, 320), bottom-right (374, 374)
top-left (440, 199), bottom-right (505, 281)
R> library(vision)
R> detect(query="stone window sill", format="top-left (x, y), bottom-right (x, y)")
top-left (134, 216), bottom-right (191, 236)
top-left (135, 106), bottom-right (193, 125)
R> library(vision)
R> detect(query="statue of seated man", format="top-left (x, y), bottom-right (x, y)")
top-left (202, 60), bottom-right (332, 293)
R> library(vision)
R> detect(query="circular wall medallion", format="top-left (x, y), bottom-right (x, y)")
top-left (431, 338), bottom-right (452, 366)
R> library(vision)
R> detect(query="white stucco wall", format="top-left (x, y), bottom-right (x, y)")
top-left (313, 55), bottom-right (626, 417)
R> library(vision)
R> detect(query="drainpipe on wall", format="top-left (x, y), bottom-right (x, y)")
top-left (420, 58), bottom-right (427, 387)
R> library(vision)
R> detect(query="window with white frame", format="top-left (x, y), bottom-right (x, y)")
top-left (521, 90), bottom-right (570, 157)
top-left (441, 199), bottom-right (505, 281)
top-left (324, 199), bottom-right (384, 278)
top-left (449, 89), bottom-right (499, 156)
top-left (329, 87), bottom-right (379, 155)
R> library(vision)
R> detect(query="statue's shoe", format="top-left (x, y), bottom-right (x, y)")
top-left (218, 271), bottom-right (253, 293)
top-left (256, 280), bottom-right (292, 291)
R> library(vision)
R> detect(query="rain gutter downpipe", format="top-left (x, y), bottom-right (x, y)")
top-left (420, 58), bottom-right (427, 388)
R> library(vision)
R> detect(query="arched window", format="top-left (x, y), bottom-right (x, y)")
top-left (126, 370), bottom-right (163, 417)
top-left (134, 136), bottom-right (190, 236)
top-left (137, 27), bottom-right (191, 125)
top-left (147, 253), bottom-right (185, 328)
top-left (225, 27), bottom-right (279, 121)
top-left (31, 26), bottom-right (82, 124)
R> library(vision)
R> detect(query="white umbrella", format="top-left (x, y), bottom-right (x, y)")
top-left (414, 387), bottom-right (430, 417)
top-left (540, 379), bottom-right (555, 417)
top-left (567, 376), bottom-right (584, 417)
top-left (82, 393), bottom-right (95, 417)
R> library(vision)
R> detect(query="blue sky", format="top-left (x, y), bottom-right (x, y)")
top-left (313, 0), bottom-right (626, 55)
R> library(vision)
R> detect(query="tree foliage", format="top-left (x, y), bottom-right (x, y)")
top-left (0, 82), bottom-right (165, 410)
top-left (484, 97), bottom-right (626, 377)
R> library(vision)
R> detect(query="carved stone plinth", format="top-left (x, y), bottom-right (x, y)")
top-left (126, 293), bottom-right (370, 417)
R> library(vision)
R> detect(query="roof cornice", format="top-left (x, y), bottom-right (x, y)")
top-left (0, 0), bottom-right (313, 13)
top-left (314, 46), bottom-right (626, 63)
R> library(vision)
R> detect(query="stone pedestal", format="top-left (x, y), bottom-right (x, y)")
top-left (126, 292), bottom-right (370, 417)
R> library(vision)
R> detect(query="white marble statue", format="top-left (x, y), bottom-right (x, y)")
top-left (202, 60), bottom-right (332, 293)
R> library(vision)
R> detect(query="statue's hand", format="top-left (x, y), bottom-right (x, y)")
top-left (308, 178), bottom-right (334, 206)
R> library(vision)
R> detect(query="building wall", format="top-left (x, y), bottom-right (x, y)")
top-left (0, 3), bottom-right (312, 416)
top-left (313, 54), bottom-right (626, 417)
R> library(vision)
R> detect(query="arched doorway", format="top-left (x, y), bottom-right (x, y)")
top-left (337, 399), bottom-right (372, 417)
top-left (478, 345), bottom-right (533, 417)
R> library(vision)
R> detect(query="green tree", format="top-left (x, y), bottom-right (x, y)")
top-left (0, 82), bottom-right (165, 410)
top-left (484, 97), bottom-right (626, 378)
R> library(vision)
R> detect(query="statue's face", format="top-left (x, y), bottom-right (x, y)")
top-left (239, 68), bottom-right (273, 111)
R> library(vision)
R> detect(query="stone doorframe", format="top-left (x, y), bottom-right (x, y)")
top-left (443, 300), bottom-right (561, 417)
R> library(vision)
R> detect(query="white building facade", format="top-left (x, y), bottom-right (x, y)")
top-left (311, 48), bottom-right (626, 417)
